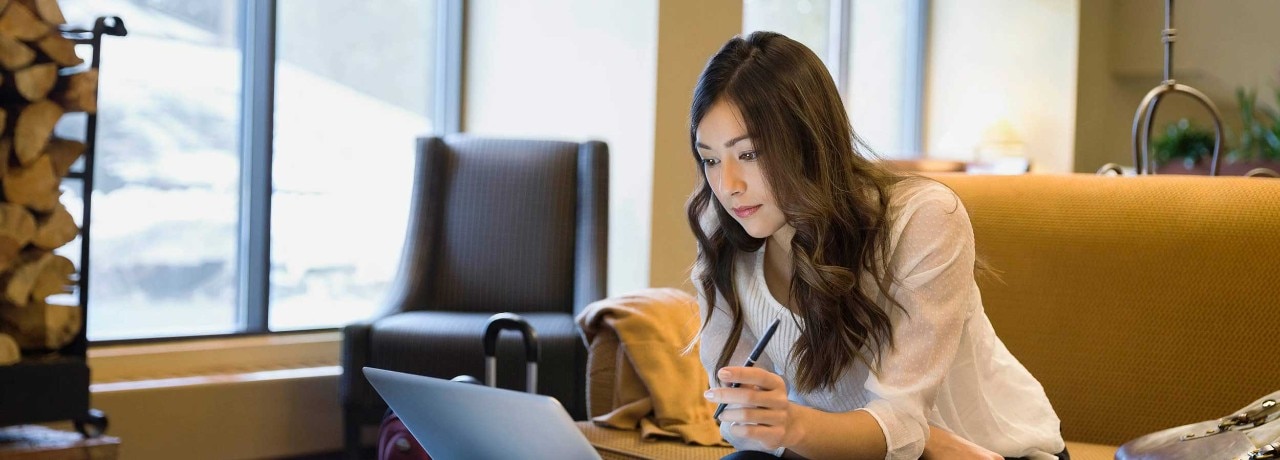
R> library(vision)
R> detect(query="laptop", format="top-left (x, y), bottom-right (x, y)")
top-left (363, 367), bottom-right (603, 460)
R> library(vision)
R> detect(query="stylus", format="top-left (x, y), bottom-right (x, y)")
top-left (713, 318), bottom-right (782, 422)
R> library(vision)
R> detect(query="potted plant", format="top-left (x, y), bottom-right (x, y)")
top-left (1227, 87), bottom-right (1280, 174)
top-left (1152, 118), bottom-right (1215, 173)
top-left (1154, 86), bottom-right (1280, 176)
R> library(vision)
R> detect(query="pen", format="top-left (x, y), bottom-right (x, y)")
top-left (713, 318), bottom-right (782, 422)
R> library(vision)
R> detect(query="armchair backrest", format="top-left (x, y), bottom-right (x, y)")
top-left (391, 135), bottom-right (608, 316)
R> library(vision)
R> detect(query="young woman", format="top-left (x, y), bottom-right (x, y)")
top-left (690, 32), bottom-right (1067, 460)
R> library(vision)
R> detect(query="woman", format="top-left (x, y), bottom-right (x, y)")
top-left (690, 32), bottom-right (1067, 460)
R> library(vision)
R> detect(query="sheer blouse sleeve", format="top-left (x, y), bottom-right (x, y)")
top-left (858, 185), bottom-right (978, 460)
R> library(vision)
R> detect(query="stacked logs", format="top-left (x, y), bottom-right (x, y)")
top-left (0, 0), bottom-right (92, 366)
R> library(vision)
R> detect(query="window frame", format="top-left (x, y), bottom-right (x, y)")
top-left (900, 0), bottom-right (929, 157)
top-left (88, 0), bottom-right (464, 345)
top-left (823, 0), bottom-right (930, 157)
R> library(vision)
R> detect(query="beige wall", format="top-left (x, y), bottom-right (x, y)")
top-left (925, 0), bottom-right (1081, 173)
top-left (463, 0), bottom-right (659, 295)
top-left (79, 334), bottom-right (343, 460)
top-left (1074, 0), bottom-right (1118, 173)
top-left (1074, 0), bottom-right (1280, 172)
top-left (89, 370), bottom-right (341, 459)
top-left (463, 0), bottom-right (741, 293)
top-left (648, 0), bottom-right (743, 290)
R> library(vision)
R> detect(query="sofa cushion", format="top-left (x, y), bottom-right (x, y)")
top-left (1064, 441), bottom-right (1118, 460)
top-left (932, 173), bottom-right (1280, 446)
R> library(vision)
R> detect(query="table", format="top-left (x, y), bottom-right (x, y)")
top-left (0, 425), bottom-right (120, 460)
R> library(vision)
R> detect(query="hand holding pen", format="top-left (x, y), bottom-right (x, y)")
top-left (711, 318), bottom-right (782, 421)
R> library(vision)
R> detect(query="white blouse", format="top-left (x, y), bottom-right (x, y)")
top-left (697, 181), bottom-right (1065, 459)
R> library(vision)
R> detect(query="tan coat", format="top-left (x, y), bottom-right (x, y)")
top-left (576, 288), bottom-right (727, 446)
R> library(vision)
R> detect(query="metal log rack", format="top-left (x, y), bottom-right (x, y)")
top-left (0, 16), bottom-right (127, 438)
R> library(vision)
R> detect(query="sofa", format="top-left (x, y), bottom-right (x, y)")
top-left (932, 173), bottom-right (1280, 458)
top-left (581, 173), bottom-right (1280, 460)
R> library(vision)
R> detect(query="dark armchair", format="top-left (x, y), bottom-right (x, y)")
top-left (340, 135), bottom-right (608, 458)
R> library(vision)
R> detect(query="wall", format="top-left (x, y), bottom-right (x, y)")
top-left (89, 369), bottom-right (341, 460)
top-left (1073, 0), bottom-right (1118, 173)
top-left (80, 334), bottom-right (342, 460)
top-left (925, 0), bottom-right (1081, 173)
top-left (1074, 0), bottom-right (1280, 172)
top-left (463, 0), bottom-right (741, 293)
top-left (463, 0), bottom-right (658, 295)
top-left (648, 0), bottom-right (743, 290)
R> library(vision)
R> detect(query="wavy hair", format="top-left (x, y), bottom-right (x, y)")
top-left (687, 31), bottom-right (914, 393)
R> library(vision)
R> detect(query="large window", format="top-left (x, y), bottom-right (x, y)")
top-left (270, 0), bottom-right (437, 331)
top-left (744, 0), bottom-right (928, 158)
top-left (56, 0), bottom-right (456, 341)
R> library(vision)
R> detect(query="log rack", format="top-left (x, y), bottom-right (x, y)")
top-left (0, 15), bottom-right (126, 438)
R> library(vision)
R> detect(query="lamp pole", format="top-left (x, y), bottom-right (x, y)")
top-left (1124, 0), bottom-right (1225, 176)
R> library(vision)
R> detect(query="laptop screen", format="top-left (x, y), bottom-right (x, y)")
top-left (363, 367), bottom-right (602, 460)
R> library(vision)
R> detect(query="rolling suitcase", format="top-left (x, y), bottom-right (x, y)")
top-left (476, 312), bottom-right (540, 392)
top-left (376, 312), bottom-right (540, 460)
top-left (377, 408), bottom-right (429, 460)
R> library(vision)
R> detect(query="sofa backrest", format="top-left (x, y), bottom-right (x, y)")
top-left (933, 173), bottom-right (1280, 446)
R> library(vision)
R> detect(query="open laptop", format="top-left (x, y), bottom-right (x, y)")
top-left (363, 367), bottom-right (603, 460)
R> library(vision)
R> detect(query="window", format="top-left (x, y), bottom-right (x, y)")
top-left (270, 0), bottom-right (437, 331)
top-left (743, 0), bottom-right (928, 158)
top-left (56, 0), bottom-right (459, 341)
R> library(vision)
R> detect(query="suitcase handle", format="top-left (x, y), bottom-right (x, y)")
top-left (482, 313), bottom-right (539, 392)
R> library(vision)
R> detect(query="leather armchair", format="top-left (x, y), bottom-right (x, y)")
top-left (340, 135), bottom-right (608, 458)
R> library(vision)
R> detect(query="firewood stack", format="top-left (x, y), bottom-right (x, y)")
top-left (0, 0), bottom-right (92, 366)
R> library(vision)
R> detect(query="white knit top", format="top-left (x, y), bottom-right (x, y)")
top-left (697, 181), bottom-right (1066, 460)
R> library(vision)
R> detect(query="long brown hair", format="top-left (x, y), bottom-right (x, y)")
top-left (687, 31), bottom-right (912, 393)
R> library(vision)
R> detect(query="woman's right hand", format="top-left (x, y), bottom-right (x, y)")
top-left (922, 425), bottom-right (1002, 460)
top-left (706, 366), bottom-right (801, 454)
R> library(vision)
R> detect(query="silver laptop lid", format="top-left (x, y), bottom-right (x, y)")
top-left (363, 367), bottom-right (601, 460)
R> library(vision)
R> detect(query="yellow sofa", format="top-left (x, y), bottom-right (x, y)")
top-left (582, 173), bottom-right (1280, 459)
top-left (933, 173), bottom-right (1280, 459)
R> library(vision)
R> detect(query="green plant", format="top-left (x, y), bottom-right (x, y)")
top-left (1229, 87), bottom-right (1280, 162)
top-left (1152, 118), bottom-right (1215, 168)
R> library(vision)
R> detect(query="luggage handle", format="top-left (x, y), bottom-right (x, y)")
top-left (482, 313), bottom-right (539, 393)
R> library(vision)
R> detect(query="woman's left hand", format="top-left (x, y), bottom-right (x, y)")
top-left (705, 366), bottom-right (804, 453)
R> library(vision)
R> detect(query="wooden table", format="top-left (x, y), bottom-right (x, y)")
top-left (0, 425), bottom-right (119, 460)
